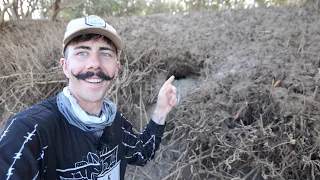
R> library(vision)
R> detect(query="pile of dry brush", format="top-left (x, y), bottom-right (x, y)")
top-left (1, 5), bottom-right (320, 180)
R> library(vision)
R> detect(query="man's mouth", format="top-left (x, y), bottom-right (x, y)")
top-left (85, 78), bottom-right (103, 83)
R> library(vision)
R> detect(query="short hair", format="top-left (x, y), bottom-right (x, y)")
top-left (63, 34), bottom-right (117, 58)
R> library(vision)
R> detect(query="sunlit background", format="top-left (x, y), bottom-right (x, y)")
top-left (0, 0), bottom-right (306, 21)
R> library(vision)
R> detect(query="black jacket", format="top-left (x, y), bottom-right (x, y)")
top-left (0, 98), bottom-right (165, 180)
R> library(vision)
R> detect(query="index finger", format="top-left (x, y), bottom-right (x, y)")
top-left (164, 76), bottom-right (175, 86)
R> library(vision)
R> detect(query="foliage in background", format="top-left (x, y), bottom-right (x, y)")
top-left (1, 0), bottom-right (307, 25)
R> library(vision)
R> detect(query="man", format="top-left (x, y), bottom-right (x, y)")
top-left (0, 15), bottom-right (177, 180)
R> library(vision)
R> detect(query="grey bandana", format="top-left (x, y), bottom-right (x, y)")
top-left (57, 87), bottom-right (116, 132)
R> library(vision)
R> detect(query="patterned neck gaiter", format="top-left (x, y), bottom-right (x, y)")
top-left (57, 87), bottom-right (116, 132)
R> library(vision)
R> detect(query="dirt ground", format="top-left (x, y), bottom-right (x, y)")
top-left (1, 4), bottom-right (320, 180)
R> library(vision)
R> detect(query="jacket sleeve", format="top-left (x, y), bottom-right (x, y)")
top-left (120, 113), bottom-right (165, 166)
top-left (0, 117), bottom-right (42, 179)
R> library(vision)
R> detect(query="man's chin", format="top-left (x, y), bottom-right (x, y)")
top-left (83, 95), bottom-right (105, 103)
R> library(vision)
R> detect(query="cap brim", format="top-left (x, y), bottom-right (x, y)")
top-left (63, 27), bottom-right (124, 51)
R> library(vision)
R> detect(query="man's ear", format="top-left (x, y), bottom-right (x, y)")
top-left (60, 58), bottom-right (70, 79)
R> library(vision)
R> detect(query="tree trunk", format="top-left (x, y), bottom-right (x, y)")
top-left (8, 0), bottom-right (19, 20)
top-left (50, 0), bottom-right (61, 21)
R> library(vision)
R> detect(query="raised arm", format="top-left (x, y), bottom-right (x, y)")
top-left (122, 76), bottom-right (177, 165)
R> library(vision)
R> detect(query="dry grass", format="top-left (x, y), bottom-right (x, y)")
top-left (0, 21), bottom-right (66, 124)
top-left (1, 6), bottom-right (320, 180)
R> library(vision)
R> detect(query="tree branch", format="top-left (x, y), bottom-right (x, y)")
top-left (25, 0), bottom-right (39, 19)
top-left (9, 0), bottom-right (19, 20)
top-left (50, 0), bottom-right (84, 21)
top-left (0, 0), bottom-right (16, 27)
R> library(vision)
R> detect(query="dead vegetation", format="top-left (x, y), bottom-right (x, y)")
top-left (1, 5), bottom-right (320, 180)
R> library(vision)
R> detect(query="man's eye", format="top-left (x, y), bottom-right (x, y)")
top-left (77, 52), bottom-right (87, 56)
top-left (101, 53), bottom-right (110, 57)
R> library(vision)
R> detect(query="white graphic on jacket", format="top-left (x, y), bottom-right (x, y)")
top-left (6, 124), bottom-right (38, 180)
top-left (37, 146), bottom-right (48, 162)
top-left (57, 146), bottom-right (120, 180)
top-left (32, 146), bottom-right (49, 180)
top-left (0, 118), bottom-right (16, 142)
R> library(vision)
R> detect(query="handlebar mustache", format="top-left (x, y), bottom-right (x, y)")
top-left (72, 71), bottom-right (113, 81)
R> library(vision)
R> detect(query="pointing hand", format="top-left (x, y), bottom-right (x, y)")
top-left (152, 76), bottom-right (177, 124)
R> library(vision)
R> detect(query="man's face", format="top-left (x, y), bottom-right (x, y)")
top-left (60, 38), bottom-right (120, 104)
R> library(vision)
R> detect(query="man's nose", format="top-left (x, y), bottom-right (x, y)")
top-left (87, 53), bottom-right (101, 70)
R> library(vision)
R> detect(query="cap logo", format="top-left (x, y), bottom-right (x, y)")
top-left (85, 15), bottom-right (106, 27)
